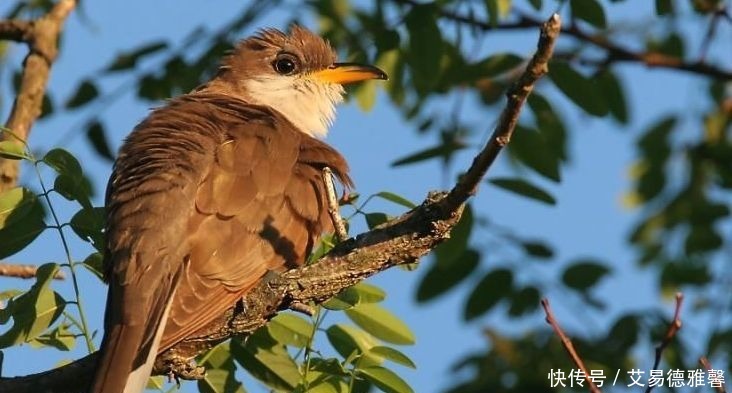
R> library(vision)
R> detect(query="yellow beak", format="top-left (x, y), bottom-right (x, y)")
top-left (313, 62), bottom-right (388, 85)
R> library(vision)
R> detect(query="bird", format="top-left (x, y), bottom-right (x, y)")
top-left (90, 26), bottom-right (387, 393)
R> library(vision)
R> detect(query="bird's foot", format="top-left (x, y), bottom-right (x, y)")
top-left (162, 356), bottom-right (207, 383)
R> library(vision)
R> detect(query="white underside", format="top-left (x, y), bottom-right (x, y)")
top-left (242, 74), bottom-right (344, 138)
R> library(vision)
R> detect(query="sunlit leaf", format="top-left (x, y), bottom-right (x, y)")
top-left (346, 303), bottom-right (415, 345)
top-left (369, 346), bottom-right (416, 369)
top-left (0, 187), bottom-right (40, 229)
top-left (0, 141), bottom-right (29, 160)
top-left (356, 366), bottom-right (413, 393)
top-left (232, 331), bottom-right (301, 391)
top-left (267, 313), bottom-right (313, 348)
top-left (0, 197), bottom-right (45, 259)
top-left (0, 264), bottom-right (65, 348)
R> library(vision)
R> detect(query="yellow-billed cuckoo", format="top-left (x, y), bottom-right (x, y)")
top-left (91, 26), bottom-right (387, 393)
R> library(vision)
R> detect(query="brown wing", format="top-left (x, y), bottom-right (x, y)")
top-left (158, 97), bottom-right (351, 351)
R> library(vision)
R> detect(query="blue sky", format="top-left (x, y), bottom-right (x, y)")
top-left (1, 1), bottom-right (729, 392)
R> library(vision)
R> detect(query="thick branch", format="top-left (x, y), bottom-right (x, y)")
top-left (0, 0), bottom-right (77, 192)
top-left (0, 12), bottom-right (560, 393)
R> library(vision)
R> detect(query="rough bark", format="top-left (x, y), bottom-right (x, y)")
top-left (0, 0), bottom-right (76, 192)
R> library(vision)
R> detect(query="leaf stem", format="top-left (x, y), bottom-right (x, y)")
top-left (33, 161), bottom-right (95, 353)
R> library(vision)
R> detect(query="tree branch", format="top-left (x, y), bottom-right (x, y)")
top-left (0, 12), bottom-right (560, 393)
top-left (394, 0), bottom-right (732, 81)
top-left (645, 292), bottom-right (683, 393)
top-left (0, 0), bottom-right (77, 192)
top-left (0, 262), bottom-right (66, 280)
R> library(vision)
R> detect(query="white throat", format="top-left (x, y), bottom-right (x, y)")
top-left (243, 74), bottom-right (345, 138)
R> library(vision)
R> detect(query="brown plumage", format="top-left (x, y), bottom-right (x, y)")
top-left (91, 26), bottom-right (385, 393)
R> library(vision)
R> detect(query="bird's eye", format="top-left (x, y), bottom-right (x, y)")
top-left (273, 54), bottom-right (299, 75)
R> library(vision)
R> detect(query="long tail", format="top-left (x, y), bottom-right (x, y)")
top-left (90, 298), bottom-right (172, 393)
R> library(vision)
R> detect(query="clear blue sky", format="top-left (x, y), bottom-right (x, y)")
top-left (1, 1), bottom-right (728, 392)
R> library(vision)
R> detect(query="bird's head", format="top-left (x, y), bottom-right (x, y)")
top-left (214, 26), bottom-right (387, 138)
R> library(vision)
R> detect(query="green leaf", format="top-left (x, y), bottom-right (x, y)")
top-left (528, 93), bottom-right (568, 162)
top-left (485, 0), bottom-right (513, 26)
top-left (375, 192), bottom-right (416, 209)
top-left (69, 207), bottom-right (106, 250)
top-left (489, 177), bottom-right (556, 205)
top-left (354, 80), bottom-right (377, 111)
top-left (31, 323), bottom-right (76, 351)
top-left (550, 62), bottom-right (608, 117)
top-left (464, 268), bottom-right (513, 320)
top-left (562, 260), bottom-right (611, 291)
top-left (326, 324), bottom-right (380, 362)
top-left (369, 346), bottom-right (416, 369)
top-left (267, 313), bottom-right (313, 348)
top-left (0, 187), bottom-right (40, 229)
top-left (0, 196), bottom-right (45, 259)
top-left (86, 121), bottom-right (115, 161)
top-left (507, 286), bottom-right (540, 316)
top-left (357, 366), bottom-right (413, 393)
top-left (232, 331), bottom-right (301, 391)
top-left (43, 148), bottom-right (83, 179)
top-left (390, 140), bottom-right (466, 167)
top-left (324, 282), bottom-right (386, 310)
top-left (661, 262), bottom-right (711, 289)
top-left (405, 4), bottom-right (442, 94)
top-left (82, 252), bottom-right (104, 280)
top-left (597, 70), bottom-right (629, 124)
top-left (434, 204), bottom-right (473, 268)
top-left (570, 0), bottom-right (606, 28)
top-left (54, 174), bottom-right (93, 209)
top-left (105, 41), bottom-right (169, 72)
top-left (656, 0), bottom-right (673, 14)
top-left (0, 141), bottom-right (29, 160)
top-left (416, 249), bottom-right (479, 302)
top-left (508, 125), bottom-right (561, 182)
top-left (528, 0), bottom-right (542, 10)
top-left (365, 212), bottom-right (389, 229)
top-left (65, 80), bottom-right (99, 109)
top-left (461, 53), bottom-right (523, 82)
top-left (345, 303), bottom-right (415, 345)
top-left (0, 264), bottom-right (65, 348)
top-left (521, 240), bottom-right (554, 259)
top-left (198, 341), bottom-right (246, 393)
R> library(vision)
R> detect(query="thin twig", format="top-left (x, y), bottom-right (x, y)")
top-left (322, 167), bottom-right (348, 242)
top-left (541, 298), bottom-right (602, 393)
top-left (0, 262), bottom-right (66, 280)
top-left (394, 0), bottom-right (732, 81)
top-left (699, 356), bottom-right (727, 393)
top-left (444, 13), bottom-right (561, 209)
top-left (0, 0), bottom-right (77, 192)
top-left (645, 292), bottom-right (683, 393)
